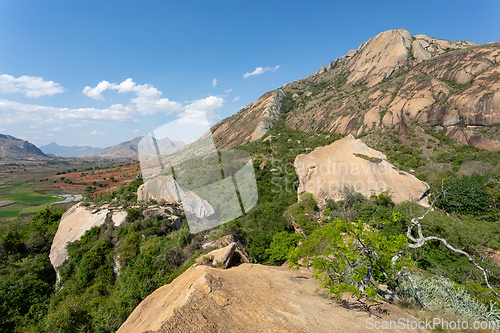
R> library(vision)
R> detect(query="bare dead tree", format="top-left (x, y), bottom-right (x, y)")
top-left (393, 185), bottom-right (500, 303)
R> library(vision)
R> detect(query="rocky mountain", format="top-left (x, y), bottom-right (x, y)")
top-left (0, 134), bottom-right (46, 159)
top-left (39, 142), bottom-right (102, 157)
top-left (88, 136), bottom-right (185, 159)
top-left (212, 29), bottom-right (500, 151)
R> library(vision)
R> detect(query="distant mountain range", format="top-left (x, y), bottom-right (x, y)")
top-left (87, 136), bottom-right (186, 159)
top-left (40, 142), bottom-right (102, 157)
top-left (0, 134), bottom-right (46, 159)
top-left (0, 134), bottom-right (185, 160)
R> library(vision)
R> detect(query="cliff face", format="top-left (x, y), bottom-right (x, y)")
top-left (117, 263), bottom-right (427, 333)
top-left (212, 90), bottom-right (285, 149)
top-left (211, 29), bottom-right (500, 151)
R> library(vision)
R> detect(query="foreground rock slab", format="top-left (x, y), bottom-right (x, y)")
top-left (295, 134), bottom-right (429, 205)
top-left (117, 263), bottom-right (427, 333)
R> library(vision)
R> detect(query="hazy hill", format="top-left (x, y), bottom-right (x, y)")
top-left (88, 136), bottom-right (185, 159)
top-left (212, 29), bottom-right (500, 151)
top-left (0, 134), bottom-right (46, 159)
top-left (40, 142), bottom-right (102, 157)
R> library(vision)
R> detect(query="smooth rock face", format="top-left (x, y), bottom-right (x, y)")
top-left (50, 203), bottom-right (109, 270)
top-left (111, 210), bottom-right (127, 227)
top-left (294, 135), bottom-right (429, 205)
top-left (137, 175), bottom-right (215, 218)
top-left (117, 264), bottom-right (427, 333)
top-left (345, 29), bottom-right (413, 86)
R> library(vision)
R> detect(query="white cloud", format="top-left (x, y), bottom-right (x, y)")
top-left (0, 74), bottom-right (64, 98)
top-left (90, 130), bottom-right (106, 135)
top-left (0, 98), bottom-right (137, 128)
top-left (225, 88), bottom-right (232, 93)
top-left (212, 78), bottom-right (218, 87)
top-left (243, 65), bottom-right (280, 79)
top-left (178, 95), bottom-right (224, 124)
top-left (131, 129), bottom-right (140, 133)
top-left (82, 80), bottom-right (112, 100)
top-left (83, 78), bottom-right (182, 115)
top-left (233, 96), bottom-right (240, 102)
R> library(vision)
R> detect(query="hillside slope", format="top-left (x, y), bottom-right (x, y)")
top-left (0, 134), bottom-right (46, 159)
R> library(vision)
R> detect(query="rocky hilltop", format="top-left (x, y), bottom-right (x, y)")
top-left (212, 29), bottom-right (500, 151)
top-left (118, 260), bottom-right (426, 333)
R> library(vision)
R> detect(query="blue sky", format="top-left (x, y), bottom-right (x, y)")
top-left (0, 0), bottom-right (499, 148)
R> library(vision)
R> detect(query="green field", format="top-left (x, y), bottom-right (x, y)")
top-left (0, 181), bottom-right (61, 218)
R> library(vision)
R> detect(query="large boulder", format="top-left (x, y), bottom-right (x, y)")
top-left (117, 264), bottom-right (426, 333)
top-left (137, 175), bottom-right (215, 219)
top-left (294, 134), bottom-right (429, 206)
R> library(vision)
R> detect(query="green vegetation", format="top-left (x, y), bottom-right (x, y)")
top-left (0, 182), bottom-right (61, 218)
top-left (288, 188), bottom-right (500, 320)
top-left (353, 153), bottom-right (382, 164)
top-left (0, 207), bottom-right (62, 332)
top-left (3, 117), bottom-right (500, 331)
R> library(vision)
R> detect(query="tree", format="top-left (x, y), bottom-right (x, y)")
top-left (289, 186), bottom-right (500, 307)
top-left (288, 212), bottom-right (413, 304)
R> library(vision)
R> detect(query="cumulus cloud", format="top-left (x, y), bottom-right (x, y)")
top-left (83, 78), bottom-right (182, 115)
top-left (233, 96), bottom-right (240, 102)
top-left (178, 95), bottom-right (224, 124)
top-left (243, 65), bottom-right (280, 79)
top-left (82, 81), bottom-right (112, 100)
top-left (0, 98), bottom-right (137, 128)
top-left (90, 130), bottom-right (106, 135)
top-left (212, 78), bottom-right (218, 87)
top-left (0, 74), bottom-right (64, 97)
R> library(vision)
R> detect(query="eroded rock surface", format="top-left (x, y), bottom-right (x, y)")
top-left (117, 263), bottom-right (427, 333)
top-left (295, 134), bottom-right (429, 205)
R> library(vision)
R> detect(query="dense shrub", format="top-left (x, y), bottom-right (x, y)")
top-left (433, 175), bottom-right (495, 217)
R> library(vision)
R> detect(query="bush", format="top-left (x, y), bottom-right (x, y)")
top-left (285, 193), bottom-right (319, 236)
top-left (397, 274), bottom-right (500, 322)
top-left (265, 231), bottom-right (302, 265)
top-left (434, 175), bottom-right (494, 217)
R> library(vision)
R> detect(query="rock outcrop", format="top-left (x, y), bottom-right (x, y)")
top-left (212, 90), bottom-right (286, 149)
top-left (49, 203), bottom-right (126, 270)
top-left (196, 237), bottom-right (250, 268)
top-left (117, 263), bottom-right (427, 333)
top-left (137, 175), bottom-right (215, 219)
top-left (295, 134), bottom-right (429, 205)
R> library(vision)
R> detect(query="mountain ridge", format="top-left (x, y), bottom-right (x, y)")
top-left (0, 134), bottom-right (46, 159)
top-left (211, 29), bottom-right (500, 151)
top-left (40, 142), bottom-right (102, 157)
